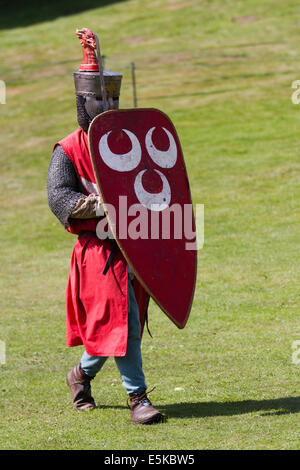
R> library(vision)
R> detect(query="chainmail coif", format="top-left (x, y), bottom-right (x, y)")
top-left (76, 95), bottom-right (92, 133)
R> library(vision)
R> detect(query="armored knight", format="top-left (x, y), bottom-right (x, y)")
top-left (47, 28), bottom-right (163, 424)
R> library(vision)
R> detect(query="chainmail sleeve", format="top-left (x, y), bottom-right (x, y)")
top-left (47, 145), bottom-right (85, 227)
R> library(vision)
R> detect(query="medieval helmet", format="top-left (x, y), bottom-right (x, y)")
top-left (74, 28), bottom-right (122, 132)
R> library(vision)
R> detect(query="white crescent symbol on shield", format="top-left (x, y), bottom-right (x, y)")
top-left (134, 169), bottom-right (171, 211)
top-left (80, 177), bottom-right (99, 196)
top-left (145, 127), bottom-right (177, 168)
top-left (99, 129), bottom-right (141, 172)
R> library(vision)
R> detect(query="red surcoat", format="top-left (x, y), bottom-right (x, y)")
top-left (55, 128), bottom-right (149, 356)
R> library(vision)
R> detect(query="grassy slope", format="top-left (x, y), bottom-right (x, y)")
top-left (0, 0), bottom-right (300, 449)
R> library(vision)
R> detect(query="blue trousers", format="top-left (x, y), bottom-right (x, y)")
top-left (80, 279), bottom-right (147, 395)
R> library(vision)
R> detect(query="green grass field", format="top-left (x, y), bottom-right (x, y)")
top-left (0, 0), bottom-right (300, 450)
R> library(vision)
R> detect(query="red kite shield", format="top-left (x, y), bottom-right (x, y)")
top-left (89, 108), bottom-right (197, 328)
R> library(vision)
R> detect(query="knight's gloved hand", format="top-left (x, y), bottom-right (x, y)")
top-left (70, 194), bottom-right (103, 219)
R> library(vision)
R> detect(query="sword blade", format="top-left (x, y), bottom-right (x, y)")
top-left (95, 34), bottom-right (109, 111)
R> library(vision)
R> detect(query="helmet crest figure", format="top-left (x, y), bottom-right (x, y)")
top-left (47, 28), bottom-right (196, 424)
top-left (76, 28), bottom-right (98, 71)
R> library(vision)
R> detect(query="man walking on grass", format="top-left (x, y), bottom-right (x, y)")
top-left (47, 28), bottom-right (163, 424)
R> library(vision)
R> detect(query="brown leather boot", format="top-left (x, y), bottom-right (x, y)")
top-left (66, 364), bottom-right (96, 411)
top-left (128, 389), bottom-right (164, 424)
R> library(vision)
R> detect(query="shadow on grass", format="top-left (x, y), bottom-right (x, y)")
top-left (96, 396), bottom-right (300, 417)
top-left (0, 0), bottom-right (126, 30)
top-left (159, 396), bottom-right (300, 418)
